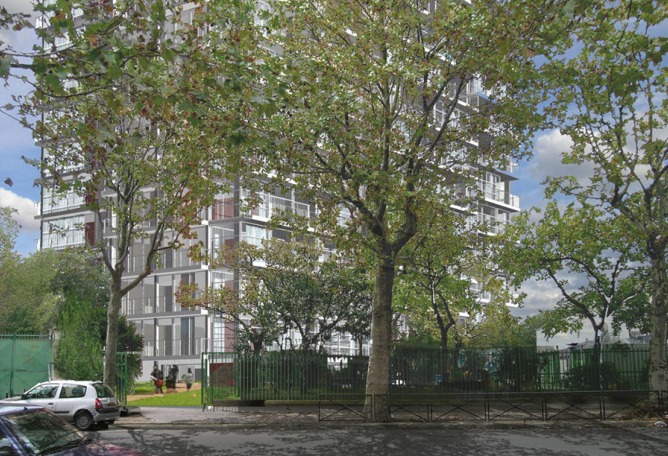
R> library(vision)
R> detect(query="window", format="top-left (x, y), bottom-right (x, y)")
top-left (433, 99), bottom-right (446, 126)
top-left (25, 384), bottom-right (59, 399)
top-left (242, 223), bottom-right (268, 246)
top-left (41, 216), bottom-right (85, 249)
top-left (58, 384), bottom-right (86, 399)
top-left (0, 429), bottom-right (15, 455)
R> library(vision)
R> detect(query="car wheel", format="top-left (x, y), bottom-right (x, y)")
top-left (74, 411), bottom-right (94, 431)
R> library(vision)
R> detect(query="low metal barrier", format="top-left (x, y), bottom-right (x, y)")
top-left (318, 391), bottom-right (667, 422)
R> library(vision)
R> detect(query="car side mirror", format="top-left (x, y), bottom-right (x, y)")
top-left (21, 393), bottom-right (28, 400)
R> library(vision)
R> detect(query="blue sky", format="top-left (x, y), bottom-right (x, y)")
top-left (0, 1), bottom-right (603, 347)
top-left (0, 0), bottom-right (41, 255)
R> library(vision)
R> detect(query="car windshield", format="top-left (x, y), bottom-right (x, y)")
top-left (4, 409), bottom-right (86, 455)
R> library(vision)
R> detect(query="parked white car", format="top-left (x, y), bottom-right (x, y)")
top-left (0, 380), bottom-right (120, 431)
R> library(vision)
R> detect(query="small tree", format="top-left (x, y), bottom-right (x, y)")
top-left (180, 238), bottom-right (373, 354)
top-left (502, 201), bottom-right (647, 376)
top-left (14, 1), bottom-right (269, 388)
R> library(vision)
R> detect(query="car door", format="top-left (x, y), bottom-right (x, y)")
top-left (19, 383), bottom-right (61, 414)
top-left (53, 383), bottom-right (87, 420)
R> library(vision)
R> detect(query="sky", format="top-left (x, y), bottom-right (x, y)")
top-left (0, 0), bottom-right (42, 254)
top-left (0, 1), bottom-right (601, 348)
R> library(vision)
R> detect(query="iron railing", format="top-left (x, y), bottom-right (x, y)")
top-left (318, 390), bottom-right (667, 422)
top-left (201, 346), bottom-right (653, 404)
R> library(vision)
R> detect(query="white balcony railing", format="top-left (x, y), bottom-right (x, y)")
top-left (241, 190), bottom-right (310, 220)
top-left (41, 192), bottom-right (84, 214)
top-left (143, 338), bottom-right (209, 358)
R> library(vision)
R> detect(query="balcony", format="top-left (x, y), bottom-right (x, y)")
top-left (482, 189), bottom-right (520, 210)
top-left (41, 229), bottom-right (85, 249)
top-left (143, 338), bottom-right (210, 358)
top-left (241, 190), bottom-right (310, 220)
top-left (41, 192), bottom-right (85, 214)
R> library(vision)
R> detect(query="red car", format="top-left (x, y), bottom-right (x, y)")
top-left (0, 405), bottom-right (144, 455)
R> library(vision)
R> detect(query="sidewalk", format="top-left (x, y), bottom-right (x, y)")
top-left (115, 404), bottom-right (664, 430)
top-left (117, 404), bottom-right (321, 427)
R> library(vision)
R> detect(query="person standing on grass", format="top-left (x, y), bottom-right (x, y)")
top-left (185, 368), bottom-right (194, 391)
top-left (150, 364), bottom-right (164, 395)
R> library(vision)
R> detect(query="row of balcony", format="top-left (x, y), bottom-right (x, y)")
top-left (143, 338), bottom-right (210, 358)
top-left (122, 296), bottom-right (194, 317)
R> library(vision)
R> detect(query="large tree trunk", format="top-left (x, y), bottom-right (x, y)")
top-left (648, 253), bottom-right (667, 391)
top-left (364, 252), bottom-right (395, 421)
top-left (103, 279), bottom-right (123, 390)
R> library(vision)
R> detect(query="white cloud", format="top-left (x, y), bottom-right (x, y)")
top-left (0, 187), bottom-right (39, 230)
top-left (0, 2), bottom-right (38, 50)
top-left (527, 129), bottom-right (596, 186)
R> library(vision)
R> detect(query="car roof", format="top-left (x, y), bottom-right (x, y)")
top-left (33, 380), bottom-right (103, 385)
top-left (0, 404), bottom-right (44, 415)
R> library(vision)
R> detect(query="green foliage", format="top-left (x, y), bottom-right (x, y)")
top-left (0, 249), bottom-right (62, 335)
top-left (466, 304), bottom-right (537, 349)
top-left (243, 1), bottom-right (563, 411)
top-left (52, 249), bottom-right (143, 381)
top-left (53, 295), bottom-right (105, 380)
top-left (563, 363), bottom-right (621, 391)
top-left (181, 238), bottom-right (372, 354)
top-left (501, 201), bottom-right (646, 350)
top-left (0, 207), bottom-right (18, 259)
top-left (534, 0), bottom-right (667, 389)
top-left (116, 316), bottom-right (144, 382)
top-left (9, 0), bottom-right (274, 387)
top-left (395, 211), bottom-right (482, 350)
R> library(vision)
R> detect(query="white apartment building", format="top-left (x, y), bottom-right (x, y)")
top-left (37, 1), bottom-right (520, 380)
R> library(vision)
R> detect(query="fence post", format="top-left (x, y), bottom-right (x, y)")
top-left (9, 334), bottom-right (16, 397)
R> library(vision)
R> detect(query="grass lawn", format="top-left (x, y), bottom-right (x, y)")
top-left (126, 382), bottom-right (202, 407)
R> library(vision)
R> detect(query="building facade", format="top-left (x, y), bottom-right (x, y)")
top-left (37, 1), bottom-right (521, 381)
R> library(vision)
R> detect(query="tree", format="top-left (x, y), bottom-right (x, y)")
top-left (53, 294), bottom-right (105, 380)
top-left (51, 248), bottom-right (107, 380)
top-left (179, 238), bottom-right (373, 354)
top-left (501, 202), bottom-right (647, 358)
top-left (394, 211), bottom-right (482, 356)
top-left (538, 0), bottom-right (667, 389)
top-left (0, 6), bottom-right (33, 82)
top-left (0, 207), bottom-right (21, 320)
top-left (246, 0), bottom-right (560, 420)
top-left (0, 249), bottom-right (62, 335)
top-left (465, 305), bottom-right (539, 349)
top-left (15, 0), bottom-right (268, 388)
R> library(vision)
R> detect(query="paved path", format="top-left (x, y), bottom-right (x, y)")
top-left (117, 404), bottom-right (668, 430)
top-left (119, 405), bottom-right (319, 427)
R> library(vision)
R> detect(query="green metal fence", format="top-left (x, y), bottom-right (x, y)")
top-left (0, 334), bottom-right (52, 398)
top-left (201, 345), bottom-right (652, 404)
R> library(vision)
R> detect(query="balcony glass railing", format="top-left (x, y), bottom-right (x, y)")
top-left (241, 190), bottom-right (310, 220)
top-left (41, 192), bottom-right (84, 214)
top-left (482, 189), bottom-right (520, 209)
top-left (143, 338), bottom-right (209, 357)
top-left (41, 229), bottom-right (85, 249)
top-left (123, 295), bottom-right (201, 316)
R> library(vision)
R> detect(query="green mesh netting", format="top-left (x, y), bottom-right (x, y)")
top-left (0, 335), bottom-right (52, 398)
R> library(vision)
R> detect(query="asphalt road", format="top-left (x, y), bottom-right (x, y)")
top-left (97, 424), bottom-right (668, 455)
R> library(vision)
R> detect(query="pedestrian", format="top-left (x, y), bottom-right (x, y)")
top-left (185, 368), bottom-right (194, 391)
top-left (167, 365), bottom-right (179, 390)
top-left (150, 365), bottom-right (164, 395)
